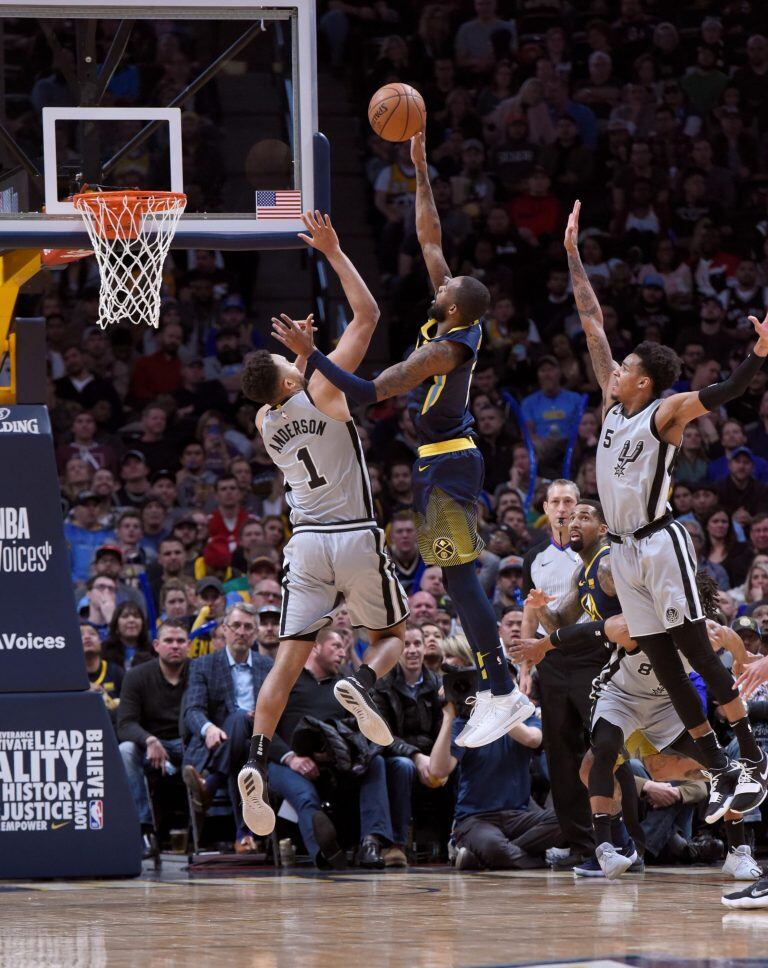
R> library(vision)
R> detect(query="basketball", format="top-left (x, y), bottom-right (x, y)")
top-left (367, 83), bottom-right (426, 142)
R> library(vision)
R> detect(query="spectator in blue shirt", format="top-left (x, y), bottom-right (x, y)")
top-left (64, 491), bottom-right (116, 583)
top-left (521, 356), bottom-right (583, 444)
top-left (429, 664), bottom-right (562, 869)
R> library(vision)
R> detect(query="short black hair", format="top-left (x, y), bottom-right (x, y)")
top-left (634, 341), bottom-right (681, 395)
top-left (500, 605), bottom-right (523, 619)
top-left (455, 276), bottom-right (491, 324)
top-left (575, 498), bottom-right (605, 523)
top-left (242, 350), bottom-right (281, 404)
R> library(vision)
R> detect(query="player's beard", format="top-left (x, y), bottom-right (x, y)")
top-left (428, 299), bottom-right (447, 322)
top-left (569, 534), bottom-right (584, 552)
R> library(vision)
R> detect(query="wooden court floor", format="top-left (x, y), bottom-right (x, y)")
top-left (1, 863), bottom-right (767, 968)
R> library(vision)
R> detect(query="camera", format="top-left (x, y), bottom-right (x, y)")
top-left (441, 663), bottom-right (477, 719)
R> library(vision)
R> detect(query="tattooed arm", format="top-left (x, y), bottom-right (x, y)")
top-left (411, 133), bottom-right (451, 291)
top-left (564, 200), bottom-right (618, 406)
top-left (271, 315), bottom-right (468, 403)
top-left (596, 555), bottom-right (616, 598)
top-left (525, 579), bottom-right (584, 633)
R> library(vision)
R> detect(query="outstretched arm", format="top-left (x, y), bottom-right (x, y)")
top-left (271, 317), bottom-right (467, 404)
top-left (564, 200), bottom-right (618, 406)
top-left (525, 579), bottom-right (583, 634)
top-left (654, 310), bottom-right (768, 445)
top-left (298, 211), bottom-right (379, 373)
top-left (411, 133), bottom-right (451, 291)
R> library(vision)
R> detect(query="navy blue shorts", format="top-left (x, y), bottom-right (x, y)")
top-left (412, 449), bottom-right (485, 566)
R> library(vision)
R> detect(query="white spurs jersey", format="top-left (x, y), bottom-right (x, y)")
top-left (261, 390), bottom-right (375, 528)
top-left (594, 645), bottom-right (694, 702)
top-left (596, 400), bottom-right (677, 535)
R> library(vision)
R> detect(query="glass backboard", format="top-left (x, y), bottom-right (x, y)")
top-left (0, 1), bottom-right (327, 250)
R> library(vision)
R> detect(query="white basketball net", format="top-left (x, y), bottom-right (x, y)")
top-left (73, 190), bottom-right (187, 329)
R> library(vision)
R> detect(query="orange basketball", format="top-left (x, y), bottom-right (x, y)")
top-left (368, 83), bottom-right (426, 142)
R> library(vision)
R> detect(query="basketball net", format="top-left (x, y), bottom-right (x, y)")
top-left (73, 190), bottom-right (187, 329)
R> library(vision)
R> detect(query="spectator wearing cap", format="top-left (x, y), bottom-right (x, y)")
top-left (76, 543), bottom-right (146, 613)
top-left (149, 468), bottom-right (179, 513)
top-left (717, 448), bottom-right (768, 517)
top-left (245, 554), bottom-right (279, 592)
top-left (707, 420), bottom-right (768, 485)
top-left (123, 404), bottom-right (180, 475)
top-left (203, 325), bottom-right (246, 400)
top-left (506, 166), bottom-right (562, 244)
top-left (182, 602), bottom-right (274, 854)
top-left (117, 450), bottom-right (152, 508)
top-left (64, 491), bottom-right (116, 583)
top-left (254, 603), bottom-right (280, 659)
top-left (208, 475), bottom-right (250, 553)
top-left (632, 275), bottom-right (672, 336)
top-left (56, 410), bottom-right (118, 476)
top-left (733, 617), bottom-right (766, 657)
top-left (54, 344), bottom-right (123, 430)
top-left (82, 621), bottom-right (123, 724)
top-left (493, 556), bottom-right (524, 614)
top-left (127, 322), bottom-right (184, 404)
top-left (173, 355), bottom-right (229, 427)
top-left (189, 576), bottom-right (227, 659)
top-left (521, 356), bottom-right (582, 451)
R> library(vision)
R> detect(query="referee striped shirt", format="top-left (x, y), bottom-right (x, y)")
top-left (522, 539), bottom-right (583, 636)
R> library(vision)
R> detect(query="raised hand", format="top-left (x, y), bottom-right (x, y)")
top-left (735, 653), bottom-right (768, 700)
top-left (410, 131), bottom-right (428, 171)
top-left (564, 199), bottom-right (581, 255)
top-left (749, 311), bottom-right (768, 356)
top-left (525, 588), bottom-right (556, 610)
top-left (297, 211), bottom-right (340, 256)
top-left (272, 313), bottom-right (315, 358)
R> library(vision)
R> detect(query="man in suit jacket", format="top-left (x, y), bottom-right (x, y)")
top-left (182, 602), bottom-right (273, 853)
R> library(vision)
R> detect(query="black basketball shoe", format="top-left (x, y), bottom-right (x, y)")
top-left (730, 750), bottom-right (768, 815)
top-left (722, 876), bottom-right (768, 909)
top-left (704, 761), bottom-right (742, 824)
top-left (334, 676), bottom-right (393, 746)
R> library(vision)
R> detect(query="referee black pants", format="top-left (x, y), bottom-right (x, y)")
top-left (537, 650), bottom-right (605, 857)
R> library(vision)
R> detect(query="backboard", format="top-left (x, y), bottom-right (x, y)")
top-left (0, 1), bottom-right (328, 250)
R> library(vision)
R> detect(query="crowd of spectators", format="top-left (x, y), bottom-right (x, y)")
top-left (22, 1), bottom-right (768, 865)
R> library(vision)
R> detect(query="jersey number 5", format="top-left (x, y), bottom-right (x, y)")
top-left (297, 447), bottom-right (328, 489)
top-left (603, 428), bottom-right (614, 448)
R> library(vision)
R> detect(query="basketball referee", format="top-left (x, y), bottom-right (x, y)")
top-left (520, 479), bottom-right (606, 866)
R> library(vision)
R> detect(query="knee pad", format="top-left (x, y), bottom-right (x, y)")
top-left (669, 620), bottom-right (739, 707)
top-left (588, 720), bottom-right (624, 799)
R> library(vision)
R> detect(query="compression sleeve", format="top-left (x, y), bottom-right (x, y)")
top-left (306, 350), bottom-right (378, 404)
top-left (550, 620), bottom-right (611, 654)
top-left (698, 352), bottom-right (766, 411)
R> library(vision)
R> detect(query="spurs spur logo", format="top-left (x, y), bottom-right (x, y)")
top-left (613, 439), bottom-right (643, 478)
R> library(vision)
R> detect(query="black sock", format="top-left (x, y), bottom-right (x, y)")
top-left (249, 734), bottom-right (270, 765)
top-left (730, 716), bottom-right (762, 762)
top-left (610, 811), bottom-right (629, 850)
top-left (725, 817), bottom-right (745, 850)
top-left (693, 731), bottom-right (729, 771)
top-left (354, 664), bottom-right (376, 691)
top-left (592, 812), bottom-right (613, 846)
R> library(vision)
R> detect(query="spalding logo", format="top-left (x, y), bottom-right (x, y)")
top-left (0, 408), bottom-right (39, 434)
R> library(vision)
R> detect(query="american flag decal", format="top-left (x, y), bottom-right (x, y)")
top-left (255, 190), bottom-right (302, 219)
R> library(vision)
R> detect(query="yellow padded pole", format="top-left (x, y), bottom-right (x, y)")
top-left (0, 250), bottom-right (42, 405)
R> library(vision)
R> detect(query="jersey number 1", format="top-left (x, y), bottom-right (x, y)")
top-left (297, 447), bottom-right (327, 489)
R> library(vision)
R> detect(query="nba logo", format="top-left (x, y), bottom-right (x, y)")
top-left (89, 800), bottom-right (103, 830)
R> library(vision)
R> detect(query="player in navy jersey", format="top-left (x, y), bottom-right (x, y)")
top-left (272, 133), bottom-right (533, 749)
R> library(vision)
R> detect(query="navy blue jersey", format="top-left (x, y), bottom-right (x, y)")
top-left (577, 545), bottom-right (621, 621)
top-left (410, 320), bottom-right (482, 446)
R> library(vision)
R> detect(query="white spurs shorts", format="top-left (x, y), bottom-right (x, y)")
top-left (591, 684), bottom-right (686, 754)
top-left (609, 520), bottom-right (703, 639)
top-left (279, 522), bottom-right (409, 640)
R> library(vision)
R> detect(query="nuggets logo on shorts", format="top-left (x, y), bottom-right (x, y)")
top-left (665, 606), bottom-right (680, 624)
top-left (432, 537), bottom-right (456, 561)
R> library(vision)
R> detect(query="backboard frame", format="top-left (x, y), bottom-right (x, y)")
top-left (0, 0), bottom-right (328, 250)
